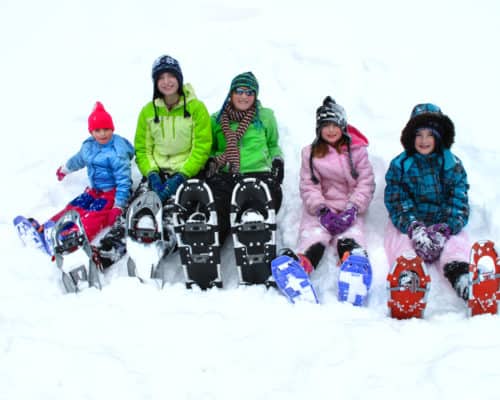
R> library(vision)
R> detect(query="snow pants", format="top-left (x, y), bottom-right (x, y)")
top-left (296, 210), bottom-right (367, 257)
top-left (48, 187), bottom-right (117, 241)
top-left (384, 221), bottom-right (471, 271)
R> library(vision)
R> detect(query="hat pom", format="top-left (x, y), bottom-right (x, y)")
top-left (88, 101), bottom-right (115, 132)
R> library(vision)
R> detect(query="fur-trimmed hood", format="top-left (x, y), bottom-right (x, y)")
top-left (401, 104), bottom-right (455, 155)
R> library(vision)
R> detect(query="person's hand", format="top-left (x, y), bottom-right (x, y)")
top-left (408, 221), bottom-right (444, 263)
top-left (318, 206), bottom-right (355, 236)
top-left (147, 172), bottom-right (163, 193)
top-left (272, 157), bottom-right (284, 184)
top-left (159, 173), bottom-right (186, 201)
top-left (56, 166), bottom-right (68, 181)
top-left (204, 158), bottom-right (219, 179)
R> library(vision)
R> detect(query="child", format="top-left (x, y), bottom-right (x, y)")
top-left (384, 103), bottom-right (472, 316)
top-left (15, 101), bottom-right (134, 255)
top-left (94, 54), bottom-right (212, 268)
top-left (277, 96), bottom-right (375, 304)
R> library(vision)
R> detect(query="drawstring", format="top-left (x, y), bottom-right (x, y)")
top-left (153, 90), bottom-right (190, 124)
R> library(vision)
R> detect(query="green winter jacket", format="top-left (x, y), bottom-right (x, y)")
top-left (134, 84), bottom-right (212, 178)
top-left (210, 105), bottom-right (282, 173)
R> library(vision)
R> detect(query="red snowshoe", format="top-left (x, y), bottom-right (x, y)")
top-left (387, 254), bottom-right (431, 319)
top-left (467, 240), bottom-right (500, 317)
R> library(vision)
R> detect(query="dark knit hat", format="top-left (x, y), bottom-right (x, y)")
top-left (310, 96), bottom-right (358, 183)
top-left (230, 71), bottom-right (259, 95)
top-left (315, 96), bottom-right (348, 138)
top-left (88, 101), bottom-right (114, 132)
top-left (151, 55), bottom-right (184, 97)
top-left (401, 103), bottom-right (455, 154)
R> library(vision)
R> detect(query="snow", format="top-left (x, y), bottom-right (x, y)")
top-left (2, 0), bottom-right (500, 399)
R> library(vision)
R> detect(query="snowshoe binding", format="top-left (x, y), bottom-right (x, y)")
top-left (13, 216), bottom-right (53, 255)
top-left (173, 179), bottom-right (221, 290)
top-left (387, 253), bottom-right (431, 319)
top-left (271, 255), bottom-right (319, 304)
top-left (49, 210), bottom-right (101, 293)
top-left (231, 177), bottom-right (276, 286)
top-left (338, 253), bottom-right (373, 306)
top-left (467, 240), bottom-right (500, 317)
top-left (125, 190), bottom-right (171, 285)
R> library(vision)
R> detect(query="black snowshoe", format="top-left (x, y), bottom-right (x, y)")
top-left (47, 210), bottom-right (101, 293)
top-left (230, 177), bottom-right (276, 286)
top-left (173, 178), bottom-right (222, 289)
top-left (125, 190), bottom-right (175, 286)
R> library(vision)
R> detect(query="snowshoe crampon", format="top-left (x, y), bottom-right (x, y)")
top-left (13, 216), bottom-right (53, 255)
top-left (125, 190), bottom-right (169, 285)
top-left (231, 177), bottom-right (276, 286)
top-left (271, 255), bottom-right (319, 304)
top-left (387, 254), bottom-right (430, 319)
top-left (50, 210), bottom-right (101, 293)
top-left (338, 254), bottom-right (372, 306)
top-left (467, 240), bottom-right (500, 317)
top-left (173, 179), bottom-right (222, 290)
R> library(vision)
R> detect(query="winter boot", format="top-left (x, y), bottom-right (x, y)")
top-left (97, 215), bottom-right (126, 268)
top-left (466, 240), bottom-right (500, 317)
top-left (13, 216), bottom-right (53, 255)
top-left (444, 261), bottom-right (470, 300)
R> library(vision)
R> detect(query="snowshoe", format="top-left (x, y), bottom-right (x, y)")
top-left (230, 177), bottom-right (276, 286)
top-left (13, 216), bottom-right (53, 255)
top-left (173, 179), bottom-right (221, 290)
top-left (125, 190), bottom-right (171, 286)
top-left (386, 254), bottom-right (431, 319)
top-left (49, 210), bottom-right (101, 293)
top-left (338, 254), bottom-right (372, 306)
top-left (271, 255), bottom-right (319, 304)
top-left (467, 240), bottom-right (500, 317)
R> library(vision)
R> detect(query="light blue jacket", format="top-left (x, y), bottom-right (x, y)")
top-left (65, 134), bottom-right (134, 208)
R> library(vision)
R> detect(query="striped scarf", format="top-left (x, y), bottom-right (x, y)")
top-left (215, 103), bottom-right (256, 173)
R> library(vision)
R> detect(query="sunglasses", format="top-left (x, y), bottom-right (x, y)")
top-left (234, 88), bottom-right (255, 96)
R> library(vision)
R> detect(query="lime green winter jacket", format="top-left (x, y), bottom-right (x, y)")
top-left (210, 105), bottom-right (282, 174)
top-left (134, 84), bottom-right (212, 178)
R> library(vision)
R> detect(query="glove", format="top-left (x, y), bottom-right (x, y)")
top-left (272, 157), bottom-right (284, 184)
top-left (56, 165), bottom-right (69, 181)
top-left (147, 172), bottom-right (163, 193)
top-left (408, 221), bottom-right (443, 263)
top-left (108, 207), bottom-right (123, 226)
top-left (159, 173), bottom-right (186, 202)
top-left (318, 206), bottom-right (356, 236)
top-left (204, 158), bottom-right (219, 179)
top-left (428, 223), bottom-right (451, 240)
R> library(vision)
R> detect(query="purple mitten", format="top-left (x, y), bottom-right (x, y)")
top-left (409, 221), bottom-right (442, 263)
top-left (318, 206), bottom-right (356, 236)
top-left (428, 223), bottom-right (451, 240)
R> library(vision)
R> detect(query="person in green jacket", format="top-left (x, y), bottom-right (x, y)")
top-left (205, 71), bottom-right (284, 245)
top-left (96, 54), bottom-right (212, 268)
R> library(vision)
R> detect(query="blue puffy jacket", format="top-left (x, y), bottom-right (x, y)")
top-left (65, 134), bottom-right (134, 208)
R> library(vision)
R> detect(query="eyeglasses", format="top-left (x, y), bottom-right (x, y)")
top-left (234, 88), bottom-right (255, 96)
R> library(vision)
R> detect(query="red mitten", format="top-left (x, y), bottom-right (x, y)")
top-left (56, 166), bottom-right (68, 181)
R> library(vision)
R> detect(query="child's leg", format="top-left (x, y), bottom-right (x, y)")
top-left (334, 217), bottom-right (367, 257)
top-left (384, 221), bottom-right (415, 266)
top-left (438, 231), bottom-right (471, 271)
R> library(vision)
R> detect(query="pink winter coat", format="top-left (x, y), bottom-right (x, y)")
top-left (299, 126), bottom-right (375, 217)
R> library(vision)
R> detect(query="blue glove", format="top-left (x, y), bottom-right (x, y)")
top-left (159, 173), bottom-right (186, 201)
top-left (147, 172), bottom-right (163, 193)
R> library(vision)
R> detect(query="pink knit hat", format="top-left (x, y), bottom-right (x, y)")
top-left (88, 101), bottom-right (115, 132)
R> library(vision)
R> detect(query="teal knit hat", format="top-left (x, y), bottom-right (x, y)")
top-left (230, 71), bottom-right (259, 95)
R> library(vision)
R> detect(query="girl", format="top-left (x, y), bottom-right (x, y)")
top-left (15, 102), bottom-right (134, 255)
top-left (279, 96), bottom-right (375, 305)
top-left (384, 103), bottom-right (472, 317)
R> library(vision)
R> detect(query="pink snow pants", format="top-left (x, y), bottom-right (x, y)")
top-left (297, 211), bottom-right (367, 256)
top-left (48, 187), bottom-right (117, 241)
top-left (384, 221), bottom-right (471, 271)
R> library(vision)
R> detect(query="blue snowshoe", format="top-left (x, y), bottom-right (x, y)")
top-left (13, 216), bottom-right (53, 255)
top-left (271, 255), bottom-right (319, 304)
top-left (338, 254), bottom-right (372, 306)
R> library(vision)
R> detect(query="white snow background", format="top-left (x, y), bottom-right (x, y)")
top-left (1, 1), bottom-right (500, 399)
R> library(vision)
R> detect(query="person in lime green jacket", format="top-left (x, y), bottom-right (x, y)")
top-left (95, 54), bottom-right (212, 268)
top-left (136, 54), bottom-right (212, 202)
top-left (205, 71), bottom-right (284, 244)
